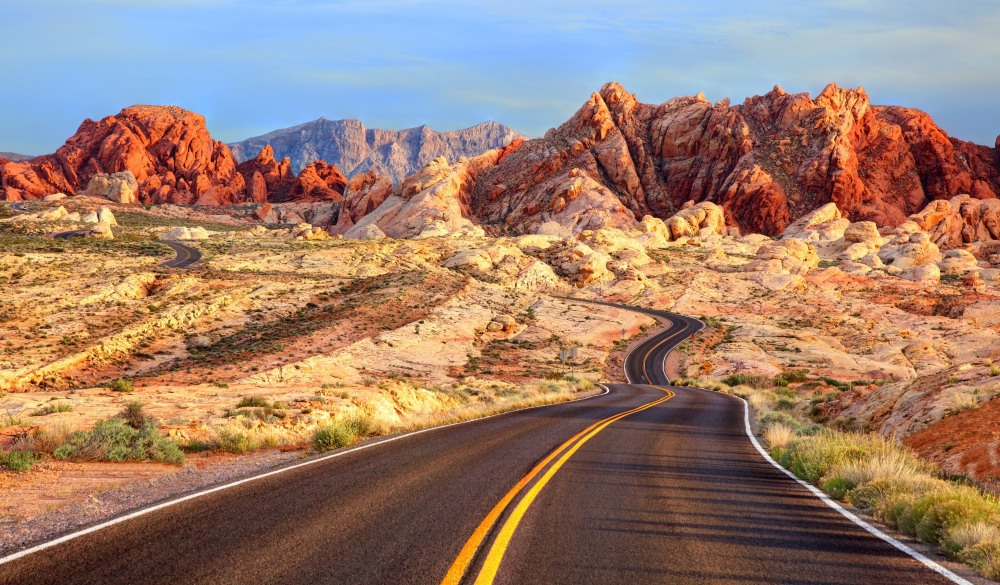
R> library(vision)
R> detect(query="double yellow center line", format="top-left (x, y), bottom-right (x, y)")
top-left (441, 386), bottom-right (675, 585)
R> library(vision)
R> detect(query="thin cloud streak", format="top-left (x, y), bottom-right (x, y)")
top-left (1, 1), bottom-right (998, 154)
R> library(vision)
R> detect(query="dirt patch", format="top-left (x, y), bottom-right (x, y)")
top-left (903, 396), bottom-right (1000, 494)
top-left (0, 449), bottom-right (300, 554)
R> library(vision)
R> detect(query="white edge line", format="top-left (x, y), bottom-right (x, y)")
top-left (0, 385), bottom-right (611, 566)
top-left (737, 395), bottom-right (973, 585)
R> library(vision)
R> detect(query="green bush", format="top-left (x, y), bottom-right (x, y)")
top-left (53, 418), bottom-right (184, 464)
top-left (0, 450), bottom-right (40, 473)
top-left (312, 423), bottom-right (356, 452)
top-left (722, 373), bottom-right (773, 389)
top-left (33, 402), bottom-right (74, 416)
top-left (775, 370), bottom-right (810, 385)
top-left (104, 378), bottom-right (134, 393)
top-left (212, 426), bottom-right (254, 453)
top-left (759, 411), bottom-right (805, 433)
top-left (236, 396), bottom-right (270, 408)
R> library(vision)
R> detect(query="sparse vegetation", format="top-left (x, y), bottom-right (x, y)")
top-left (32, 401), bottom-right (75, 416)
top-left (0, 450), bottom-right (40, 473)
top-left (104, 378), bottom-right (135, 393)
top-left (52, 418), bottom-right (183, 464)
top-left (778, 431), bottom-right (1000, 579)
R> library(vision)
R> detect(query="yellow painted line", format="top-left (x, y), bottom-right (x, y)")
top-left (472, 387), bottom-right (674, 585)
top-left (440, 391), bottom-right (668, 585)
top-left (641, 323), bottom-right (686, 384)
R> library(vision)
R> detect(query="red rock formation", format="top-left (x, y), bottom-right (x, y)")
top-left (0, 105), bottom-right (246, 204)
top-left (235, 145), bottom-right (293, 202)
top-left (282, 160), bottom-right (347, 203)
top-left (330, 170), bottom-right (395, 234)
top-left (467, 82), bottom-right (999, 235)
top-left (235, 146), bottom-right (348, 203)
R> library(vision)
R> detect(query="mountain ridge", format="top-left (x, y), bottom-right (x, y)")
top-left (228, 118), bottom-right (524, 183)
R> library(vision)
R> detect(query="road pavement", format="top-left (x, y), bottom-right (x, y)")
top-left (158, 240), bottom-right (202, 269)
top-left (0, 304), bottom-right (966, 585)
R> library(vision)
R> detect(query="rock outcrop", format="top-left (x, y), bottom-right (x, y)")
top-left (82, 171), bottom-right (139, 204)
top-left (1, 105), bottom-right (245, 204)
top-left (465, 82), bottom-right (999, 236)
top-left (229, 118), bottom-right (524, 183)
top-left (341, 148), bottom-right (511, 239)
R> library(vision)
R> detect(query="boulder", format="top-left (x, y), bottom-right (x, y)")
top-left (37, 206), bottom-right (68, 221)
top-left (665, 201), bottom-right (726, 240)
top-left (745, 239), bottom-right (819, 275)
top-left (97, 207), bottom-right (118, 226)
top-left (88, 221), bottom-right (114, 240)
top-left (899, 263), bottom-right (940, 284)
top-left (938, 248), bottom-right (979, 276)
top-left (878, 231), bottom-right (941, 270)
top-left (345, 224), bottom-right (386, 240)
top-left (82, 171), bottom-right (139, 204)
top-left (782, 202), bottom-right (849, 242)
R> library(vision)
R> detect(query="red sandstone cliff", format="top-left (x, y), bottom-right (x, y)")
top-left (0, 106), bottom-right (350, 206)
top-left (467, 82), bottom-right (999, 235)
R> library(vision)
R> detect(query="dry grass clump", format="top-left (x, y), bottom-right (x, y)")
top-left (208, 417), bottom-right (302, 454)
top-left (762, 423), bottom-right (797, 452)
top-left (779, 431), bottom-right (1000, 579)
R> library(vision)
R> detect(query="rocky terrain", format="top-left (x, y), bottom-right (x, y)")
top-left (229, 118), bottom-right (524, 183)
top-left (464, 82), bottom-right (999, 236)
top-left (6, 81), bottom-right (996, 240)
top-left (1, 82), bottom-right (999, 555)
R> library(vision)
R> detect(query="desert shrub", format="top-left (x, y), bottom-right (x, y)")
top-left (236, 396), bottom-right (270, 408)
top-left (990, 365), bottom-right (1000, 377)
top-left (120, 400), bottom-right (151, 429)
top-left (104, 378), bottom-right (134, 393)
top-left (0, 450), bottom-right (40, 473)
top-left (722, 373), bottom-right (772, 389)
top-left (209, 424), bottom-right (254, 453)
top-left (775, 397), bottom-right (798, 410)
top-left (775, 369), bottom-right (810, 385)
top-left (342, 413), bottom-right (375, 438)
top-left (32, 402), bottom-right (74, 416)
top-left (312, 422), bottom-right (356, 452)
top-left (777, 429), bottom-right (1000, 580)
top-left (759, 411), bottom-right (805, 433)
top-left (53, 418), bottom-right (184, 464)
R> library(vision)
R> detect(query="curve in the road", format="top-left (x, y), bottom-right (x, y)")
top-left (0, 300), bottom-right (975, 585)
top-left (158, 240), bottom-right (202, 269)
top-left (51, 229), bottom-right (90, 240)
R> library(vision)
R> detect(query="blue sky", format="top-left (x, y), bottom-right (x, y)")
top-left (2, 0), bottom-right (998, 154)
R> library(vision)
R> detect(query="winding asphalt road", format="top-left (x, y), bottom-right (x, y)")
top-left (0, 302), bottom-right (966, 584)
top-left (158, 240), bottom-right (202, 269)
top-left (51, 229), bottom-right (90, 240)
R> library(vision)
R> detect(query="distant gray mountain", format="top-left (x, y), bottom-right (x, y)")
top-left (229, 119), bottom-right (524, 184)
top-left (0, 152), bottom-right (34, 162)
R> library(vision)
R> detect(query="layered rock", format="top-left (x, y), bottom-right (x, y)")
top-left (908, 195), bottom-right (1000, 249)
top-left (229, 118), bottom-right (524, 183)
top-left (1, 105), bottom-right (246, 204)
top-left (341, 146), bottom-right (517, 239)
top-left (466, 82), bottom-right (999, 236)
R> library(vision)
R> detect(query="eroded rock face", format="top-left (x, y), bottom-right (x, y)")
top-left (236, 145), bottom-right (293, 203)
top-left (909, 195), bottom-right (1000, 249)
top-left (342, 147), bottom-right (515, 239)
top-left (1, 105), bottom-right (245, 204)
top-left (463, 82), bottom-right (999, 236)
